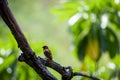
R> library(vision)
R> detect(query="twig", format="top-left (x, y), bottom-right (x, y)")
top-left (0, 0), bottom-right (100, 80)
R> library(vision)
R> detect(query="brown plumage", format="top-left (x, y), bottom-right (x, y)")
top-left (42, 46), bottom-right (52, 61)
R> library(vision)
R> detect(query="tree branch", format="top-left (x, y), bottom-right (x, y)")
top-left (0, 0), bottom-right (100, 80)
top-left (0, 0), bottom-right (57, 80)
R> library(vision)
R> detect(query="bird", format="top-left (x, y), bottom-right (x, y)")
top-left (42, 46), bottom-right (53, 63)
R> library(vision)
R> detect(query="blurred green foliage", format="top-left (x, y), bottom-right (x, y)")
top-left (0, 30), bottom-right (42, 80)
top-left (52, 0), bottom-right (120, 79)
top-left (0, 0), bottom-right (120, 80)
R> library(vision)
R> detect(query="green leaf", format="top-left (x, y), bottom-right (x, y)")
top-left (51, 1), bottom-right (81, 21)
top-left (98, 27), bottom-right (119, 58)
top-left (98, 28), bottom-right (108, 53)
top-left (106, 27), bottom-right (119, 58)
top-left (77, 35), bottom-right (88, 61)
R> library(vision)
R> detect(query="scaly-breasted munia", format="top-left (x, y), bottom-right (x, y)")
top-left (42, 46), bottom-right (52, 62)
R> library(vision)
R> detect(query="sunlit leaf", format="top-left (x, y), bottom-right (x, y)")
top-left (86, 38), bottom-right (100, 61)
top-left (85, 24), bottom-right (100, 61)
top-left (81, 62), bottom-right (87, 72)
top-left (51, 2), bottom-right (81, 21)
top-left (63, 1), bottom-right (81, 9)
top-left (81, 56), bottom-right (96, 72)
top-left (113, 54), bottom-right (120, 67)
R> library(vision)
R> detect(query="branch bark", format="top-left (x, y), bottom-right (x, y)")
top-left (0, 0), bottom-right (100, 80)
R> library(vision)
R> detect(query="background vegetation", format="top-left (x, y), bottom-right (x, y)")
top-left (0, 0), bottom-right (120, 80)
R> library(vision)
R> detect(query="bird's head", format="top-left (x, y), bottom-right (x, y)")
top-left (42, 45), bottom-right (48, 49)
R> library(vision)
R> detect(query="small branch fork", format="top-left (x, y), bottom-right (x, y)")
top-left (0, 0), bottom-right (100, 80)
